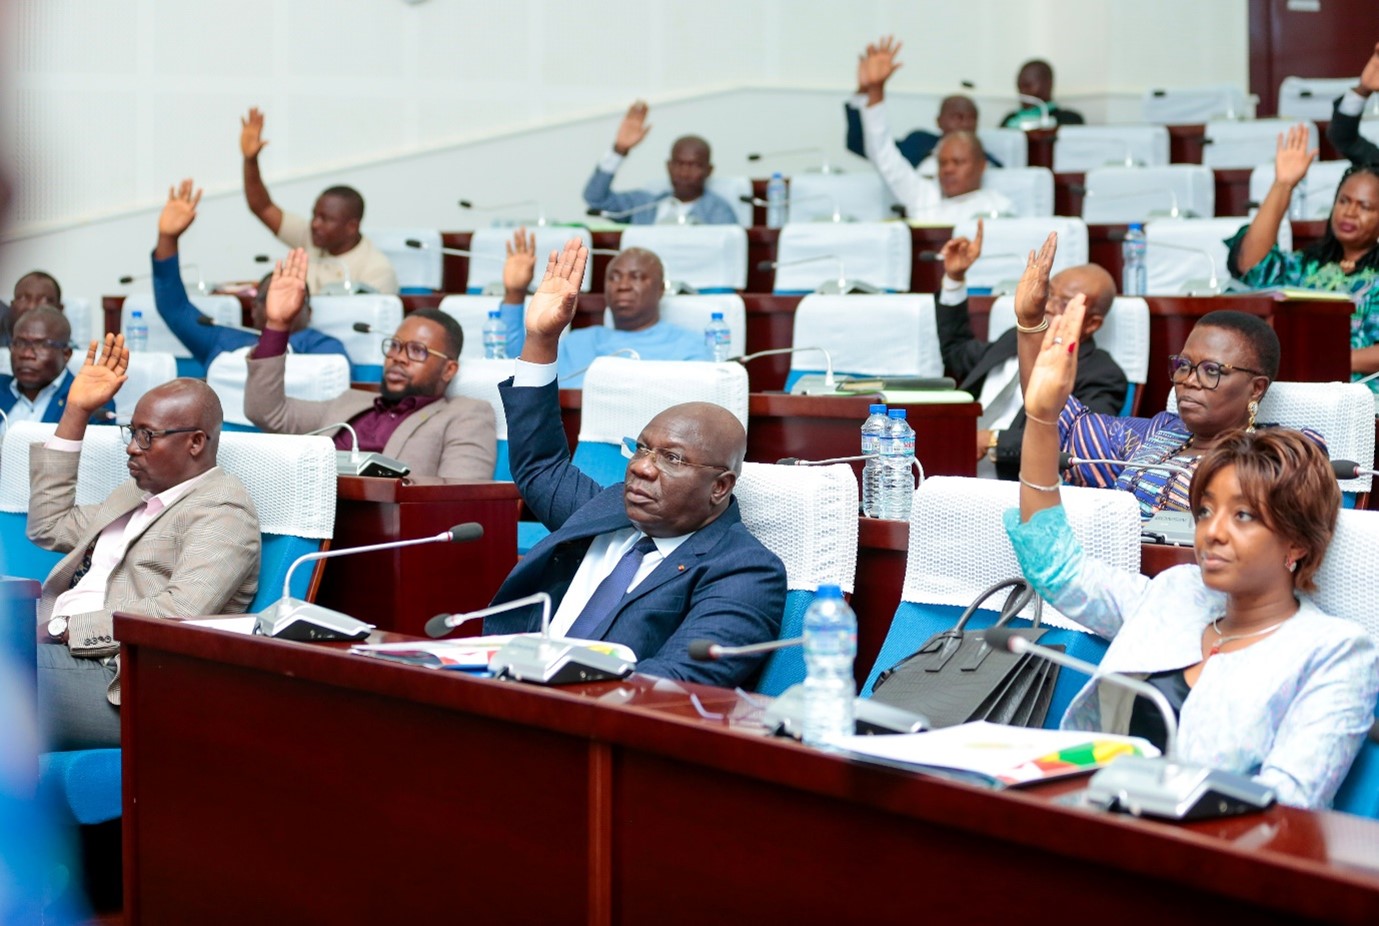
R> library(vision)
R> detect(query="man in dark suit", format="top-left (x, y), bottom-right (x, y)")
top-left (486, 239), bottom-right (785, 687)
top-left (936, 220), bottom-right (1126, 480)
top-left (0, 306), bottom-right (114, 431)
top-left (1327, 41), bottom-right (1379, 166)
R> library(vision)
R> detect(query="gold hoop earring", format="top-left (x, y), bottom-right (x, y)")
top-left (1247, 400), bottom-right (1259, 432)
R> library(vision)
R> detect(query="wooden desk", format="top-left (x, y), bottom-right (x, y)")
top-left (316, 476), bottom-right (521, 637)
top-left (118, 614), bottom-right (1379, 924)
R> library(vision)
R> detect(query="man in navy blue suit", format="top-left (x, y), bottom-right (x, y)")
top-left (487, 239), bottom-right (785, 687)
top-left (0, 307), bottom-right (114, 433)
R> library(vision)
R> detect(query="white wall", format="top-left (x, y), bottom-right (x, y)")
top-left (0, 0), bottom-right (1248, 331)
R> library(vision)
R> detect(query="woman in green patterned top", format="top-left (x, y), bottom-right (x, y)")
top-left (1228, 124), bottom-right (1379, 391)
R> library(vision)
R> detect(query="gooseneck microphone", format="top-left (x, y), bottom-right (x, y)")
top-left (746, 148), bottom-right (839, 174)
top-left (458, 198), bottom-right (548, 226)
top-left (1332, 459), bottom-right (1379, 480)
top-left (756, 254), bottom-right (880, 295)
top-left (776, 453), bottom-right (876, 467)
top-left (426, 591), bottom-right (550, 639)
top-left (255, 523), bottom-right (484, 642)
top-left (196, 315), bottom-right (261, 336)
top-left (980, 625), bottom-right (1275, 820)
top-left (302, 420), bottom-right (410, 478)
top-left (462, 591), bottom-right (637, 685)
top-left (1059, 452), bottom-right (1194, 478)
top-left (585, 200), bottom-right (666, 222)
top-left (405, 238), bottom-right (501, 261)
top-left (688, 637), bottom-right (805, 661)
top-left (737, 346), bottom-right (837, 394)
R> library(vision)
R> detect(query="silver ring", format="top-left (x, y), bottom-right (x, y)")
top-left (1052, 337), bottom-right (1064, 346)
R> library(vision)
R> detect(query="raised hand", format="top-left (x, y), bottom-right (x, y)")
top-left (263, 248), bottom-right (309, 332)
top-left (940, 218), bottom-right (984, 281)
top-left (158, 178), bottom-right (202, 240)
top-left (857, 35), bottom-right (904, 92)
top-left (241, 107), bottom-right (269, 159)
top-left (613, 101), bottom-right (651, 156)
top-left (1273, 123), bottom-right (1318, 189)
top-left (1023, 294), bottom-right (1086, 423)
top-left (503, 227), bottom-right (537, 298)
top-left (68, 334), bottom-right (129, 413)
top-left (1360, 41), bottom-right (1379, 95)
top-left (1013, 232), bottom-right (1058, 327)
top-left (524, 239), bottom-right (588, 344)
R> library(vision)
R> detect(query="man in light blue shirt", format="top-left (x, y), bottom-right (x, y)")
top-left (497, 231), bottom-right (711, 388)
top-left (0, 307), bottom-right (114, 436)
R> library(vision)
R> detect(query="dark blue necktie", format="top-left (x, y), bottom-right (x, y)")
top-left (565, 535), bottom-right (658, 640)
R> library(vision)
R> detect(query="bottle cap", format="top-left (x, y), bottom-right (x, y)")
top-left (816, 584), bottom-right (842, 599)
top-left (1129, 222), bottom-right (1144, 231)
top-left (869, 403), bottom-right (887, 414)
top-left (131, 310), bottom-right (143, 319)
top-left (888, 408), bottom-right (907, 419)
top-left (710, 312), bottom-right (724, 320)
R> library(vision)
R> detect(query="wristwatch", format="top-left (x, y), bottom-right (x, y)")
top-left (47, 616), bottom-right (68, 642)
top-left (985, 429), bottom-right (1001, 463)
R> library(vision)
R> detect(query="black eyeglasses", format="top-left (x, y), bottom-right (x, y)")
top-left (381, 337), bottom-right (453, 363)
top-left (1168, 355), bottom-right (1265, 390)
top-left (622, 437), bottom-right (728, 474)
top-left (120, 425), bottom-right (202, 450)
top-left (9, 337), bottom-right (69, 354)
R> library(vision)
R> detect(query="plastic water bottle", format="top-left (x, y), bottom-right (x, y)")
top-left (125, 310), bottom-right (148, 352)
top-left (482, 310), bottom-right (507, 360)
top-left (766, 171), bottom-right (788, 229)
top-left (860, 403), bottom-right (888, 517)
top-left (878, 409), bottom-right (916, 520)
top-left (704, 312), bottom-right (731, 362)
top-left (802, 584), bottom-right (857, 748)
top-left (1121, 222), bottom-right (1147, 296)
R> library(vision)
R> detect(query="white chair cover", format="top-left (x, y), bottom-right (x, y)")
top-left (1249, 160), bottom-right (1354, 221)
top-left (619, 225), bottom-right (748, 291)
top-left (1278, 77), bottom-right (1365, 122)
top-left (773, 222), bottom-right (911, 293)
top-left (982, 167), bottom-right (1054, 217)
top-left (902, 476), bottom-right (1141, 629)
top-left (1053, 125), bottom-right (1171, 173)
top-left (951, 217), bottom-right (1089, 293)
top-left (1314, 509), bottom-right (1379, 641)
top-left (1202, 119), bottom-right (1319, 170)
top-left (446, 358), bottom-right (515, 441)
top-left (988, 295), bottom-right (1150, 387)
top-left (603, 294), bottom-right (746, 361)
top-left (1141, 85), bottom-right (1251, 124)
top-left (735, 462), bottom-right (858, 593)
top-left (365, 228), bottom-right (443, 291)
top-left (1081, 165), bottom-right (1216, 224)
top-left (437, 294), bottom-right (506, 360)
top-left (577, 358), bottom-right (749, 444)
top-left (62, 350), bottom-right (177, 422)
top-left (790, 294), bottom-right (942, 379)
top-left (1144, 217), bottom-right (1292, 295)
top-left (121, 292), bottom-right (241, 360)
top-left (306, 294), bottom-right (405, 370)
top-left (468, 227), bottom-right (593, 294)
top-left (1167, 382), bottom-right (1375, 495)
top-left (0, 421), bottom-right (336, 540)
top-left (977, 128), bottom-right (1029, 169)
top-left (63, 297), bottom-right (95, 345)
top-left (706, 175), bottom-right (755, 226)
top-left (786, 173), bottom-right (902, 224)
top-left (207, 349), bottom-right (351, 428)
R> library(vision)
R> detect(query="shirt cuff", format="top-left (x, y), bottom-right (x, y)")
top-left (253, 327), bottom-right (291, 359)
top-left (1339, 89), bottom-right (1369, 117)
top-left (513, 358), bottom-right (557, 388)
top-left (846, 92), bottom-right (868, 110)
top-left (597, 149), bottom-right (625, 174)
top-left (939, 276), bottom-right (968, 305)
top-left (45, 436), bottom-right (83, 452)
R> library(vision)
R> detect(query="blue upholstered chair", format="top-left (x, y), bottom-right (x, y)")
top-left (734, 462), bottom-right (859, 696)
top-left (446, 358), bottom-right (515, 482)
top-left (860, 476), bottom-right (1143, 728)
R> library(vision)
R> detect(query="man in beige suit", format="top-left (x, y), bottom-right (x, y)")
top-left (30, 335), bottom-right (260, 750)
top-left (244, 248), bottom-right (497, 480)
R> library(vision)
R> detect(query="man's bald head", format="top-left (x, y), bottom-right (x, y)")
top-left (623, 401), bottom-right (745, 537)
top-left (659, 401), bottom-right (747, 475)
top-left (936, 96), bottom-right (979, 135)
top-left (1049, 263), bottom-right (1118, 339)
top-left (667, 135), bottom-right (713, 204)
top-left (142, 378), bottom-right (225, 456)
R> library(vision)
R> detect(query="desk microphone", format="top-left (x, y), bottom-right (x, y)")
top-left (118, 263), bottom-right (209, 292)
top-left (303, 421), bottom-right (411, 478)
top-left (255, 523), bottom-right (484, 642)
top-left (352, 321), bottom-right (374, 334)
top-left (195, 315), bottom-right (260, 336)
top-left (746, 148), bottom-right (840, 174)
top-left (585, 201), bottom-right (668, 222)
top-left (404, 238), bottom-right (501, 261)
top-left (776, 453), bottom-right (875, 466)
top-left (1059, 452), bottom-right (1194, 478)
top-left (1331, 459), bottom-right (1379, 480)
top-left (1013, 95), bottom-right (1056, 130)
top-left (737, 346), bottom-right (837, 394)
top-left (980, 626), bottom-right (1275, 820)
top-left (756, 254), bottom-right (881, 295)
top-left (558, 348), bottom-right (640, 386)
top-left (1145, 238), bottom-right (1224, 295)
top-left (458, 198), bottom-right (548, 226)
top-left (453, 591), bottom-right (637, 685)
top-left (687, 636), bottom-right (927, 736)
top-left (1080, 187), bottom-right (1200, 220)
top-left (738, 192), bottom-right (845, 222)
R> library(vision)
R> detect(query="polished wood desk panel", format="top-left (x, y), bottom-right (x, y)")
top-left (316, 476), bottom-right (520, 637)
top-left (117, 615), bottom-right (1379, 925)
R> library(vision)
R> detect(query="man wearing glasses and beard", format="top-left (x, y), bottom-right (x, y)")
top-left (243, 248), bottom-right (496, 480)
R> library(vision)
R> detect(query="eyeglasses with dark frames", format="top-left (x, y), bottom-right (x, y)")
top-left (120, 425), bottom-right (202, 450)
top-left (1168, 354), bottom-right (1266, 390)
top-left (621, 437), bottom-right (729, 474)
top-left (381, 337), bottom-right (453, 363)
top-left (9, 337), bottom-right (70, 354)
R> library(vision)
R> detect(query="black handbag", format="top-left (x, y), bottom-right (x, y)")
top-left (869, 578), bottom-right (1063, 729)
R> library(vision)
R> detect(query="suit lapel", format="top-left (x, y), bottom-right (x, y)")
top-left (383, 401), bottom-right (440, 460)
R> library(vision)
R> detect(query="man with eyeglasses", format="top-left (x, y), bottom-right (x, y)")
top-left (29, 334), bottom-right (259, 749)
top-left (0, 306), bottom-right (114, 436)
top-left (483, 238), bottom-right (785, 687)
top-left (243, 248), bottom-right (496, 480)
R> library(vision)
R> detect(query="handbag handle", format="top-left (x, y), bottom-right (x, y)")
top-left (952, 577), bottom-right (1042, 633)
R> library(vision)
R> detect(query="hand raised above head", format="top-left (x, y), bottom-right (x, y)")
top-left (68, 334), bottom-right (129, 413)
top-left (1014, 231), bottom-right (1058, 327)
top-left (524, 238), bottom-right (588, 342)
top-left (940, 218), bottom-right (984, 281)
top-left (857, 35), bottom-right (903, 91)
top-left (1273, 123), bottom-right (1317, 189)
top-left (1023, 294), bottom-right (1086, 424)
top-left (240, 107), bottom-right (268, 159)
top-left (503, 227), bottom-right (537, 296)
top-left (1360, 41), bottom-right (1379, 95)
top-left (158, 178), bottom-right (202, 239)
top-left (614, 100), bottom-right (651, 156)
top-left (263, 248), bottom-right (308, 331)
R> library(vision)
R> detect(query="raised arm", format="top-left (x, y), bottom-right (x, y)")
top-left (1327, 42), bottom-right (1379, 166)
top-left (1234, 125), bottom-right (1316, 274)
top-left (151, 179), bottom-right (219, 364)
top-left (500, 227), bottom-right (538, 357)
top-left (241, 107), bottom-right (283, 234)
top-left (53, 335), bottom-right (128, 443)
top-left (1014, 232), bottom-right (1058, 397)
top-left (520, 239), bottom-right (588, 366)
top-left (584, 102), bottom-right (654, 213)
top-left (856, 38), bottom-right (935, 212)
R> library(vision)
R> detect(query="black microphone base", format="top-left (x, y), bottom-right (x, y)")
top-left (335, 451), bottom-right (411, 479)
top-left (255, 599), bottom-right (375, 643)
top-left (1078, 755), bottom-right (1275, 820)
top-left (764, 685), bottom-right (929, 738)
top-left (489, 636), bottom-right (635, 686)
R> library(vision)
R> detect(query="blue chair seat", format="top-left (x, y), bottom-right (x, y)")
top-left (39, 750), bottom-right (122, 825)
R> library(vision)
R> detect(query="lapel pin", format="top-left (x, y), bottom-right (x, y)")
top-left (677, 564), bottom-right (685, 572)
